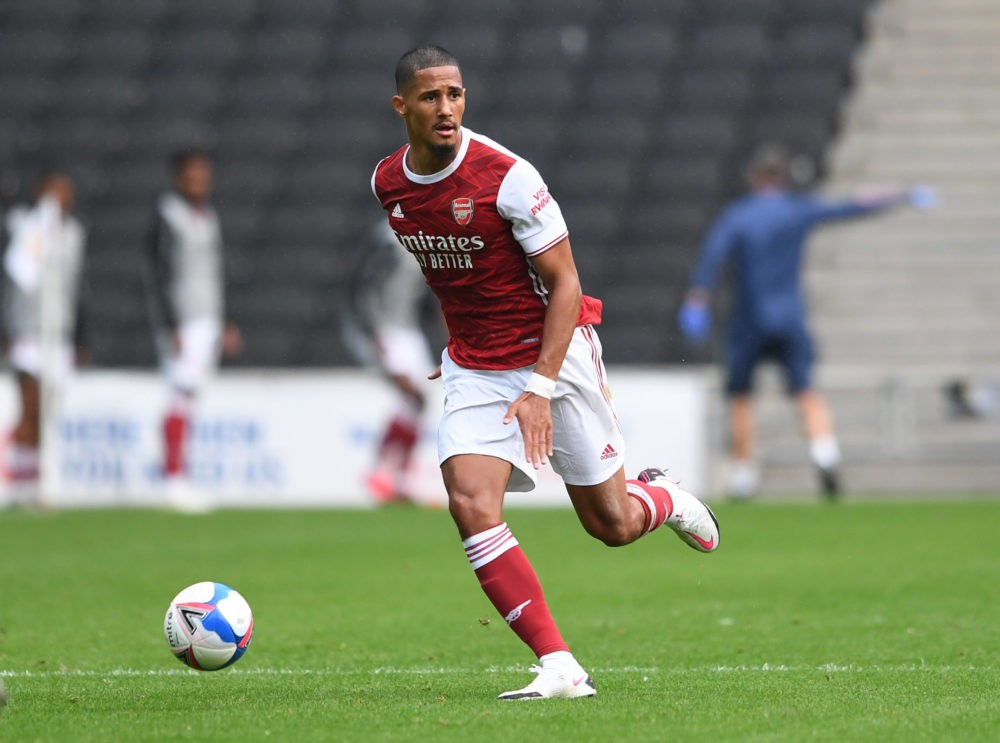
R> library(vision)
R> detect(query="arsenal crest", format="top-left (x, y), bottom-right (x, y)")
top-left (451, 197), bottom-right (474, 225)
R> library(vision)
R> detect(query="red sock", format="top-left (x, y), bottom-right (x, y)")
top-left (163, 412), bottom-right (188, 476)
top-left (463, 523), bottom-right (568, 658)
top-left (625, 479), bottom-right (674, 535)
top-left (378, 415), bottom-right (419, 470)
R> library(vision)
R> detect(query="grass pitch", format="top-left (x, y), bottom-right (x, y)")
top-left (0, 498), bottom-right (998, 742)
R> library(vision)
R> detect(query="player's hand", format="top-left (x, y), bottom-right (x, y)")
top-left (907, 185), bottom-right (937, 210)
top-left (503, 392), bottom-right (553, 469)
top-left (678, 301), bottom-right (711, 341)
top-left (427, 365), bottom-right (441, 380)
top-left (222, 323), bottom-right (243, 357)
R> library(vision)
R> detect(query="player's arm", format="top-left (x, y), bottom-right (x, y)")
top-left (679, 212), bottom-right (737, 340)
top-left (147, 213), bottom-right (178, 332)
top-left (502, 237), bottom-right (581, 469)
top-left (802, 184), bottom-right (934, 225)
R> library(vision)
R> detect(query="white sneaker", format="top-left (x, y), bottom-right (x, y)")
top-left (638, 468), bottom-right (720, 552)
top-left (165, 477), bottom-right (213, 515)
top-left (497, 665), bottom-right (596, 700)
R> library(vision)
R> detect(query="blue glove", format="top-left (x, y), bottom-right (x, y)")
top-left (678, 302), bottom-right (711, 341)
top-left (907, 185), bottom-right (937, 210)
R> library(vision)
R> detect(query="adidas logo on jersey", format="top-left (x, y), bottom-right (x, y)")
top-left (600, 444), bottom-right (618, 461)
top-left (391, 203), bottom-right (404, 219)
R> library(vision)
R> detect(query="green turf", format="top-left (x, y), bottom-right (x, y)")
top-left (1, 499), bottom-right (998, 742)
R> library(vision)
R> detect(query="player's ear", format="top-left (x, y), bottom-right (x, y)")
top-left (392, 94), bottom-right (407, 118)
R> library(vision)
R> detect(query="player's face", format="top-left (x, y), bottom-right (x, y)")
top-left (176, 157), bottom-right (213, 204)
top-left (393, 65), bottom-right (465, 170)
top-left (42, 176), bottom-right (75, 212)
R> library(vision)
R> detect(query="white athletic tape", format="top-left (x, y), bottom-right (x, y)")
top-left (524, 372), bottom-right (556, 399)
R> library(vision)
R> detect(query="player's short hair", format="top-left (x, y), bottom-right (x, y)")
top-left (34, 170), bottom-right (72, 198)
top-left (171, 148), bottom-right (211, 174)
top-left (745, 142), bottom-right (790, 184)
top-left (394, 45), bottom-right (461, 93)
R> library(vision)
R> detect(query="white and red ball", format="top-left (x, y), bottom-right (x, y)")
top-left (164, 581), bottom-right (253, 671)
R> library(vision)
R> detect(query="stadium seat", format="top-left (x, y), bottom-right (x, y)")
top-left (145, 75), bottom-right (224, 115)
top-left (148, 28), bottom-right (244, 73)
top-left (40, 117), bottom-right (130, 159)
top-left (103, 157), bottom-right (171, 203)
top-left (125, 115), bottom-right (217, 153)
top-left (764, 70), bottom-right (846, 110)
top-left (688, 24), bottom-right (771, 67)
top-left (564, 111), bottom-right (652, 155)
top-left (630, 200), bottom-right (714, 242)
top-left (279, 157), bottom-right (373, 204)
top-left (4, 0), bottom-right (85, 29)
top-left (559, 199), bottom-right (622, 246)
top-left (215, 117), bottom-right (306, 158)
top-left (0, 30), bottom-right (73, 73)
top-left (486, 112), bottom-right (565, 168)
top-left (72, 29), bottom-right (154, 73)
top-left (50, 72), bottom-right (145, 117)
top-left (431, 26), bottom-right (506, 67)
top-left (582, 70), bottom-right (668, 112)
top-left (0, 74), bottom-right (58, 117)
top-left (494, 66), bottom-right (578, 112)
top-left (749, 113), bottom-right (834, 161)
top-left (326, 26), bottom-right (418, 71)
top-left (773, 24), bottom-right (860, 69)
top-left (225, 73), bottom-right (320, 115)
top-left (604, 0), bottom-right (693, 24)
top-left (509, 25), bottom-right (593, 66)
top-left (551, 157), bottom-right (634, 200)
top-left (674, 68), bottom-right (757, 112)
top-left (241, 26), bottom-right (329, 73)
top-left (258, 204), bottom-right (355, 243)
top-left (600, 24), bottom-right (680, 67)
top-left (656, 112), bottom-right (742, 155)
top-left (255, 0), bottom-right (340, 26)
top-left (81, 0), bottom-right (170, 28)
top-left (159, 0), bottom-right (258, 28)
top-left (513, 0), bottom-right (606, 24)
top-left (346, 0), bottom-right (430, 27)
top-left (213, 161), bottom-right (280, 205)
top-left (698, 0), bottom-right (782, 24)
top-left (644, 155), bottom-right (728, 200)
top-left (783, 0), bottom-right (873, 28)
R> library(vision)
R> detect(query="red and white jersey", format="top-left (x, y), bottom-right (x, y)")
top-left (371, 128), bottom-right (602, 370)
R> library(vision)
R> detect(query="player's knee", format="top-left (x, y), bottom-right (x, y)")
top-left (581, 518), bottom-right (633, 548)
top-left (447, 490), bottom-right (500, 534)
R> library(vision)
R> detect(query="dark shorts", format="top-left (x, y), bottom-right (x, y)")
top-left (725, 328), bottom-right (815, 395)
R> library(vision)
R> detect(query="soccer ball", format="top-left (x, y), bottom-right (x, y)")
top-left (163, 581), bottom-right (254, 671)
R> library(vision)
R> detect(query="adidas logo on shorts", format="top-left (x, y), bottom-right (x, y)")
top-left (600, 444), bottom-right (618, 461)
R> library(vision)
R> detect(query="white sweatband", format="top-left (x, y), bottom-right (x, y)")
top-left (524, 372), bottom-right (556, 399)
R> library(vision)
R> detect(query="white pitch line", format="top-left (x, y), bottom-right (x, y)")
top-left (0, 663), bottom-right (993, 679)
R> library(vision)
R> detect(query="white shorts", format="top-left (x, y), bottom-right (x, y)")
top-left (438, 324), bottom-right (625, 492)
top-left (160, 317), bottom-right (222, 393)
top-left (375, 326), bottom-right (435, 385)
top-left (8, 337), bottom-right (74, 380)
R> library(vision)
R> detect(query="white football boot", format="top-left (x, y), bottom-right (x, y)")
top-left (497, 665), bottom-right (596, 700)
top-left (638, 468), bottom-right (720, 553)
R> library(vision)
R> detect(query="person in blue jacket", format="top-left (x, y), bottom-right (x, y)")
top-left (678, 143), bottom-right (932, 499)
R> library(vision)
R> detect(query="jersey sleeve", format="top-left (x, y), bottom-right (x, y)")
top-left (690, 206), bottom-right (739, 291)
top-left (496, 158), bottom-right (568, 257)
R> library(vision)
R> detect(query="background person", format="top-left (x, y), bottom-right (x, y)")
top-left (342, 218), bottom-right (440, 504)
top-left (2, 172), bottom-right (87, 501)
top-left (678, 143), bottom-right (934, 499)
top-left (145, 149), bottom-right (241, 510)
